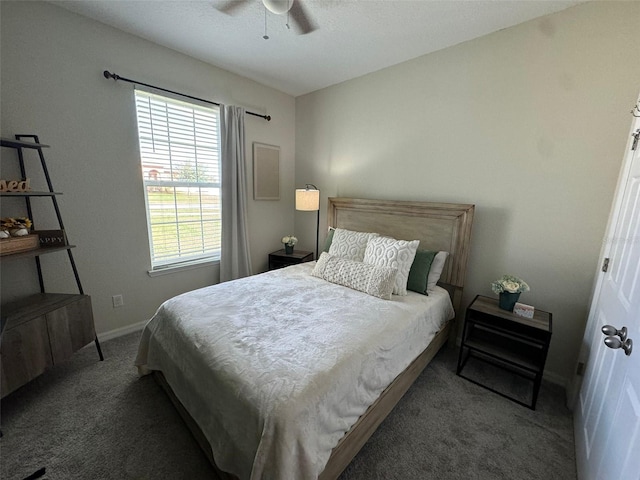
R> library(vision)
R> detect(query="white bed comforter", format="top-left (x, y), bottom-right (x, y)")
top-left (135, 262), bottom-right (454, 480)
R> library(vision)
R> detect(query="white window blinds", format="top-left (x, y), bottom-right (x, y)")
top-left (134, 89), bottom-right (221, 269)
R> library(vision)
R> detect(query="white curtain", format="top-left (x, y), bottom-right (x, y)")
top-left (219, 105), bottom-right (252, 282)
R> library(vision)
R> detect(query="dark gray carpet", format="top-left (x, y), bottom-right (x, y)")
top-left (1, 332), bottom-right (576, 480)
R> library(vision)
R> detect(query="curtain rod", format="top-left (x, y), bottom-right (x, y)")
top-left (103, 70), bottom-right (271, 121)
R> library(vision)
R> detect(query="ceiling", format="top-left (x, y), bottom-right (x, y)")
top-left (52, 0), bottom-right (584, 97)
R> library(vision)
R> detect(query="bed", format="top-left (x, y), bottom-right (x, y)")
top-left (135, 197), bottom-right (474, 480)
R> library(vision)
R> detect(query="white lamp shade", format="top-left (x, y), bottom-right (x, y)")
top-left (262, 0), bottom-right (291, 15)
top-left (295, 189), bottom-right (320, 211)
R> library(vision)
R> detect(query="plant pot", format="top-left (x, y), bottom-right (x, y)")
top-left (498, 292), bottom-right (520, 311)
top-left (284, 244), bottom-right (294, 255)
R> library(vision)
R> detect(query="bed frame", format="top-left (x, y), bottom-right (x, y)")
top-left (154, 197), bottom-right (474, 480)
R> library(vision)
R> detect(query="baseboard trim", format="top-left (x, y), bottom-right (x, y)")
top-left (98, 320), bottom-right (147, 342)
top-left (542, 370), bottom-right (566, 388)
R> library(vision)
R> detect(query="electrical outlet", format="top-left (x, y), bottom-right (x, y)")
top-left (112, 294), bottom-right (124, 308)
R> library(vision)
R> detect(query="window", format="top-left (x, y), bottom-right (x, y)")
top-left (134, 89), bottom-right (221, 271)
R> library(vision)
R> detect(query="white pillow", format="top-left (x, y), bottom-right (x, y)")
top-left (311, 252), bottom-right (397, 300)
top-left (427, 251), bottom-right (449, 292)
top-left (328, 228), bottom-right (378, 262)
top-left (363, 236), bottom-right (419, 296)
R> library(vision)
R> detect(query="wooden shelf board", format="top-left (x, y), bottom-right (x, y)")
top-left (472, 322), bottom-right (546, 349)
top-left (0, 244), bottom-right (76, 261)
top-left (463, 337), bottom-right (540, 372)
top-left (0, 138), bottom-right (50, 149)
top-left (470, 295), bottom-right (552, 332)
top-left (1, 293), bottom-right (86, 332)
top-left (0, 191), bottom-right (62, 197)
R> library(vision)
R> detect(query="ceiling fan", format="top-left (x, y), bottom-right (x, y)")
top-left (216, 0), bottom-right (317, 36)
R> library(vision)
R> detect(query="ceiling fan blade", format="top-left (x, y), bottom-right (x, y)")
top-left (215, 0), bottom-right (251, 15)
top-left (289, 0), bottom-right (317, 35)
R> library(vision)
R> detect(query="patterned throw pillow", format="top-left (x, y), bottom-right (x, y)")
top-left (363, 236), bottom-right (419, 296)
top-left (311, 252), bottom-right (397, 300)
top-left (328, 228), bottom-right (378, 262)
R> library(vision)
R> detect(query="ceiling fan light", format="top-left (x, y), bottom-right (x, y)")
top-left (262, 0), bottom-right (291, 15)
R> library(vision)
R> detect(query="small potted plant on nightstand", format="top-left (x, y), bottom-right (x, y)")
top-left (281, 235), bottom-right (298, 255)
top-left (491, 274), bottom-right (530, 311)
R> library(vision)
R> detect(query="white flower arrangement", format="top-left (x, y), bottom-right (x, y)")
top-left (491, 275), bottom-right (530, 294)
top-left (281, 235), bottom-right (298, 247)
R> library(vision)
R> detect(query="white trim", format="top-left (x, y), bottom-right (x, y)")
top-left (147, 258), bottom-right (218, 276)
top-left (543, 369), bottom-right (567, 388)
top-left (97, 319), bottom-right (148, 342)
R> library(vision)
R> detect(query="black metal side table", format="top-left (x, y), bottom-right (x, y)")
top-left (456, 295), bottom-right (552, 410)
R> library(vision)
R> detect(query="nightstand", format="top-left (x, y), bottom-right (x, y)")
top-left (456, 295), bottom-right (552, 410)
top-left (268, 249), bottom-right (314, 270)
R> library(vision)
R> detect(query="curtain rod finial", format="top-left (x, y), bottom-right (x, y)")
top-left (103, 70), bottom-right (118, 81)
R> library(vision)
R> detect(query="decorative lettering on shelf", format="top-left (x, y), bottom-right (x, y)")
top-left (0, 178), bottom-right (31, 192)
top-left (36, 230), bottom-right (67, 248)
top-left (40, 236), bottom-right (65, 245)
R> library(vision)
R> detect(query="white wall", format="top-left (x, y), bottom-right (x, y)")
top-left (295, 2), bottom-right (640, 384)
top-left (0, 1), bottom-right (296, 337)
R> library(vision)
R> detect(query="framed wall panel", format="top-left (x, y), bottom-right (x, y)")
top-left (253, 143), bottom-right (280, 200)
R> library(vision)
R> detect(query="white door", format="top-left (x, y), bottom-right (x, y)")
top-left (574, 101), bottom-right (640, 480)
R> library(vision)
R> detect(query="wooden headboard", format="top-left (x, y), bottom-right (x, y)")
top-left (327, 197), bottom-right (474, 315)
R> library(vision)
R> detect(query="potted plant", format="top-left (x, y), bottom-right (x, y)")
top-left (281, 235), bottom-right (298, 255)
top-left (491, 275), bottom-right (530, 311)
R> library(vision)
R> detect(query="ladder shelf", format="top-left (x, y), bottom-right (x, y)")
top-left (1, 135), bottom-right (103, 398)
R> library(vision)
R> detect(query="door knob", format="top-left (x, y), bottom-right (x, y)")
top-left (603, 335), bottom-right (633, 356)
top-left (602, 325), bottom-right (628, 341)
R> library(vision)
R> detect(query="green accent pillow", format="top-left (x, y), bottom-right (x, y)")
top-left (407, 249), bottom-right (437, 295)
top-left (322, 227), bottom-right (335, 253)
